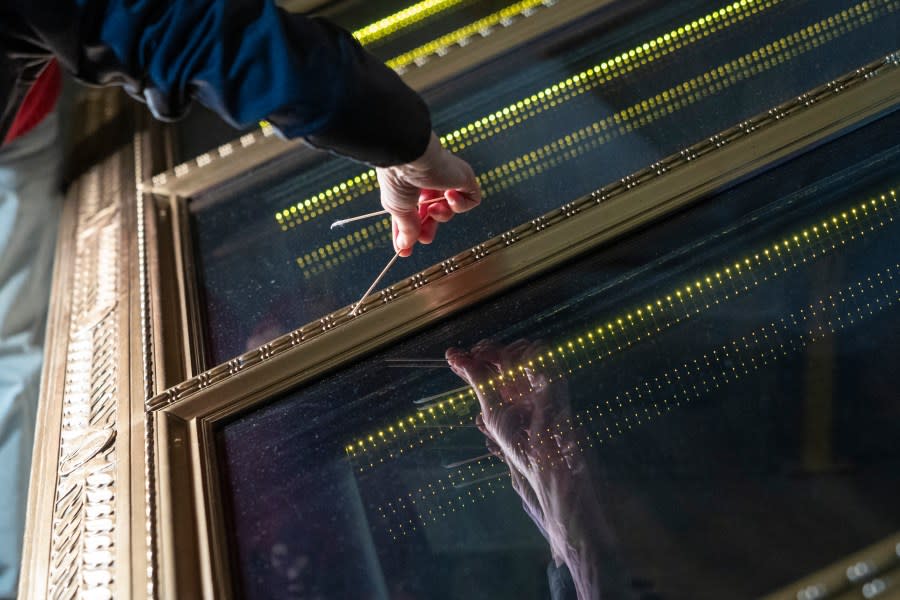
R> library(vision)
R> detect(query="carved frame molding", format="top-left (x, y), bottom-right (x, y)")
top-left (19, 87), bottom-right (170, 599)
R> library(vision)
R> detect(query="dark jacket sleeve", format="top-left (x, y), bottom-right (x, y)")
top-left (6, 0), bottom-right (431, 166)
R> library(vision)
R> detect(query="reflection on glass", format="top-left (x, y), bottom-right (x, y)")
top-left (448, 340), bottom-right (615, 599)
top-left (192, 0), bottom-right (900, 363)
top-left (215, 110), bottom-right (900, 598)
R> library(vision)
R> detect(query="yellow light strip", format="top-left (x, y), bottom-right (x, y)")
top-left (386, 0), bottom-right (552, 71)
top-left (344, 189), bottom-right (899, 462)
top-left (275, 0), bottom-right (785, 229)
top-left (294, 0), bottom-right (889, 276)
top-left (352, 0), bottom-right (471, 47)
top-left (563, 271), bottom-right (900, 448)
top-left (378, 263), bottom-right (900, 538)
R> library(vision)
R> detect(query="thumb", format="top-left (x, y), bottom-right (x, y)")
top-left (377, 168), bottom-right (420, 253)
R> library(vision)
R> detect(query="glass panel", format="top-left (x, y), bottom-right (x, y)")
top-left (215, 109), bottom-right (900, 598)
top-left (192, 0), bottom-right (900, 364)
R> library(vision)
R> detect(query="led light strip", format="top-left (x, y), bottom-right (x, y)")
top-left (566, 274), bottom-right (897, 446)
top-left (296, 219), bottom-right (390, 277)
top-left (386, 0), bottom-right (556, 71)
top-left (276, 0), bottom-right (785, 229)
top-left (352, 0), bottom-right (472, 47)
top-left (345, 189), bottom-right (899, 463)
top-left (295, 1), bottom-right (890, 277)
top-left (377, 264), bottom-right (900, 539)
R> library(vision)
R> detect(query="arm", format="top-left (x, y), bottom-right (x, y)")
top-left (11, 0), bottom-right (481, 248)
top-left (14, 0), bottom-right (429, 166)
top-left (447, 340), bottom-right (633, 600)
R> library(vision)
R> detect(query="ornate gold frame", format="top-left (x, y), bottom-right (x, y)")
top-left (18, 88), bottom-right (169, 599)
top-left (18, 27), bottom-right (900, 600)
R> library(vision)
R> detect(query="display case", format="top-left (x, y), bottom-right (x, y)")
top-left (20, 0), bottom-right (900, 598)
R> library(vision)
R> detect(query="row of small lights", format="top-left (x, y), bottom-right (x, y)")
top-left (376, 263), bottom-right (900, 538)
top-left (274, 0), bottom-right (782, 229)
top-left (294, 218), bottom-right (388, 270)
top-left (352, 0), bottom-right (470, 47)
top-left (529, 267), bottom-right (899, 457)
top-left (386, 0), bottom-right (559, 71)
top-left (379, 284), bottom-right (893, 504)
top-left (343, 190), bottom-right (898, 462)
top-left (473, 5), bottom-right (879, 198)
top-left (286, 0), bottom-right (881, 275)
top-left (379, 462), bottom-right (507, 540)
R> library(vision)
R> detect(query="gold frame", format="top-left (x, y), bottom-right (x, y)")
top-left (15, 4), bottom-right (900, 595)
top-left (18, 88), bottom-right (168, 599)
top-left (146, 55), bottom-right (900, 598)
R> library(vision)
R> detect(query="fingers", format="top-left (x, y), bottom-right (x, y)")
top-left (475, 339), bottom-right (533, 402)
top-left (376, 133), bottom-right (482, 254)
top-left (391, 220), bottom-right (415, 257)
top-left (416, 197), bottom-right (454, 245)
top-left (418, 217), bottom-right (439, 245)
top-left (378, 166), bottom-right (422, 254)
top-left (426, 199), bottom-right (454, 223)
top-left (446, 186), bottom-right (480, 214)
top-left (445, 347), bottom-right (503, 415)
top-left (484, 436), bottom-right (505, 462)
top-left (419, 188), bottom-right (443, 203)
top-left (436, 155), bottom-right (481, 213)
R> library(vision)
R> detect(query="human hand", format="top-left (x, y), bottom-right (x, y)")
top-left (446, 340), bottom-right (606, 568)
top-left (377, 132), bottom-right (481, 257)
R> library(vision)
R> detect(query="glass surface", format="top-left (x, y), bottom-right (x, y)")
top-left (216, 109), bottom-right (900, 599)
top-left (192, 0), bottom-right (900, 364)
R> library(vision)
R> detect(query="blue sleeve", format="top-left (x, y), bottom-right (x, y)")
top-left (16, 0), bottom-right (431, 166)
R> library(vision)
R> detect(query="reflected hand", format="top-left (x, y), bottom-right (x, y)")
top-left (447, 340), bottom-right (610, 600)
top-left (377, 132), bottom-right (481, 257)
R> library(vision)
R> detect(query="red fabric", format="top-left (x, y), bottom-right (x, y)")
top-left (3, 60), bottom-right (61, 145)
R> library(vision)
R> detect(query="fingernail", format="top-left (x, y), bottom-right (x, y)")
top-left (397, 234), bottom-right (410, 249)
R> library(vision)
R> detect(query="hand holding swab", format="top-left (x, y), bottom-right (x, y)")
top-left (330, 196), bottom-right (446, 230)
top-left (349, 201), bottom-right (439, 315)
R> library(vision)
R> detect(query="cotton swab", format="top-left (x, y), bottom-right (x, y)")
top-left (349, 250), bottom-right (401, 316)
top-left (330, 196), bottom-right (446, 229)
